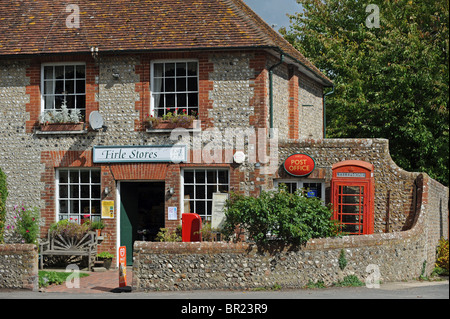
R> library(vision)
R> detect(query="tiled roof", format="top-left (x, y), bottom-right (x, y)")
top-left (0, 0), bottom-right (331, 85)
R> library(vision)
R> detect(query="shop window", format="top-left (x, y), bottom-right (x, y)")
top-left (56, 169), bottom-right (101, 223)
top-left (274, 179), bottom-right (325, 202)
top-left (41, 63), bottom-right (86, 118)
top-left (182, 169), bottom-right (229, 221)
top-left (151, 60), bottom-right (199, 117)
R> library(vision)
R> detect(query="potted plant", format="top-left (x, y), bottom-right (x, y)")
top-left (90, 220), bottom-right (105, 237)
top-left (145, 109), bottom-right (197, 130)
top-left (39, 101), bottom-right (84, 132)
top-left (97, 252), bottom-right (114, 270)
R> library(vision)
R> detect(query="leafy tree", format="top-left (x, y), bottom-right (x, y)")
top-left (281, 0), bottom-right (449, 185)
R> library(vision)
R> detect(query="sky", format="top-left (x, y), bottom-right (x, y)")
top-left (243, 0), bottom-right (302, 31)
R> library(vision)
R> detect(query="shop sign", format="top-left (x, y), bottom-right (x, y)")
top-left (93, 145), bottom-right (187, 163)
top-left (283, 153), bottom-right (315, 177)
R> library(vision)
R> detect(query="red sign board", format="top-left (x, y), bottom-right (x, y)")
top-left (118, 246), bottom-right (127, 287)
top-left (283, 153), bottom-right (315, 177)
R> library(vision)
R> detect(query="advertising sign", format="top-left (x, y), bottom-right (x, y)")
top-left (101, 200), bottom-right (114, 219)
top-left (118, 246), bottom-right (127, 287)
top-left (283, 153), bottom-right (316, 177)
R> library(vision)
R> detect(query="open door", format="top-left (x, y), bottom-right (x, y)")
top-left (120, 182), bottom-right (165, 265)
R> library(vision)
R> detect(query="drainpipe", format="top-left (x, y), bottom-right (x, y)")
top-left (323, 85), bottom-right (334, 139)
top-left (268, 54), bottom-right (284, 138)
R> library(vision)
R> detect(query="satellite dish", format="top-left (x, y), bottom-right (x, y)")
top-left (89, 111), bottom-right (104, 130)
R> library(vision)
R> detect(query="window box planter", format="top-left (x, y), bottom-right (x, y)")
top-left (39, 122), bottom-right (85, 132)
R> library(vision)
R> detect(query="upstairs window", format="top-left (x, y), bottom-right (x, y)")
top-left (41, 63), bottom-right (86, 118)
top-left (151, 60), bottom-right (199, 117)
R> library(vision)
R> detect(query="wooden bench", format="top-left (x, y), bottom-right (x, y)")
top-left (39, 230), bottom-right (98, 271)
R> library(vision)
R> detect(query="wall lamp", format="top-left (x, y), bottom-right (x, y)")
top-left (167, 187), bottom-right (175, 196)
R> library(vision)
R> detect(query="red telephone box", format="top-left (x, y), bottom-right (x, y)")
top-left (182, 213), bottom-right (202, 242)
top-left (331, 160), bottom-right (375, 235)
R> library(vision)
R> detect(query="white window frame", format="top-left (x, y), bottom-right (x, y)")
top-left (40, 62), bottom-right (86, 115)
top-left (150, 59), bottom-right (199, 117)
top-left (55, 168), bottom-right (102, 224)
top-left (181, 168), bottom-right (230, 221)
top-left (274, 179), bottom-right (326, 202)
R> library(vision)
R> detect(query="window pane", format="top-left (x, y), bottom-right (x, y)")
top-left (207, 170), bottom-right (217, 183)
top-left (184, 185), bottom-right (194, 200)
top-left (176, 63), bottom-right (186, 76)
top-left (188, 77), bottom-right (198, 91)
top-left (165, 78), bottom-right (175, 92)
top-left (165, 63), bottom-right (175, 76)
top-left (91, 170), bottom-right (100, 183)
top-left (76, 95), bottom-right (86, 110)
top-left (207, 185), bottom-right (217, 199)
top-left (70, 185), bottom-right (79, 198)
top-left (44, 80), bottom-right (53, 94)
top-left (91, 185), bottom-right (100, 199)
top-left (59, 185), bottom-right (68, 198)
top-left (55, 80), bottom-right (64, 94)
top-left (176, 77), bottom-right (186, 92)
top-left (177, 93), bottom-right (187, 108)
top-left (76, 80), bottom-right (85, 94)
top-left (80, 170), bottom-right (90, 183)
top-left (195, 171), bottom-right (205, 183)
top-left (59, 170), bottom-right (68, 183)
top-left (154, 63), bottom-right (163, 78)
top-left (76, 65), bottom-right (85, 78)
top-left (65, 66), bottom-right (75, 79)
top-left (69, 171), bottom-right (79, 183)
top-left (44, 66), bottom-right (53, 79)
top-left (166, 94), bottom-right (175, 108)
top-left (218, 170), bottom-right (228, 183)
top-left (91, 201), bottom-right (101, 216)
top-left (196, 185), bottom-right (206, 200)
top-left (81, 185), bottom-right (90, 198)
top-left (184, 171), bottom-right (194, 184)
top-left (188, 93), bottom-right (198, 106)
top-left (59, 200), bottom-right (68, 214)
top-left (187, 62), bottom-right (197, 76)
top-left (55, 66), bottom-right (64, 79)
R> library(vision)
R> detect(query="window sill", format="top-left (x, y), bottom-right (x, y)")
top-left (35, 129), bottom-right (88, 136)
top-left (146, 127), bottom-right (201, 134)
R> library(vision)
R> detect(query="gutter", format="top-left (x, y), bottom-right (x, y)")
top-left (323, 85), bottom-right (335, 139)
top-left (268, 54), bottom-right (284, 137)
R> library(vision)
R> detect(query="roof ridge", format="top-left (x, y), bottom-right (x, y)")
top-left (223, 0), bottom-right (332, 85)
top-left (220, 0), bottom-right (275, 47)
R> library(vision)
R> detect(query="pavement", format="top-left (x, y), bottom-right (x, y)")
top-left (0, 269), bottom-right (448, 300)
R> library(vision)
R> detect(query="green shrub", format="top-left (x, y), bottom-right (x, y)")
top-left (38, 271), bottom-right (89, 288)
top-left (222, 186), bottom-right (340, 246)
top-left (435, 238), bottom-right (449, 275)
top-left (155, 226), bottom-right (182, 242)
top-left (334, 275), bottom-right (364, 287)
top-left (13, 205), bottom-right (40, 245)
top-left (0, 168), bottom-right (7, 244)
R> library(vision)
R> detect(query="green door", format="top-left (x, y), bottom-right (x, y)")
top-left (120, 184), bottom-right (139, 266)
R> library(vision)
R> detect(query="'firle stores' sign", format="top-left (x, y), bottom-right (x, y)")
top-left (283, 153), bottom-right (316, 177)
top-left (93, 145), bottom-right (187, 163)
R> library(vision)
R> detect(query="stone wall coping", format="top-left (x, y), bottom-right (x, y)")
top-left (0, 244), bottom-right (37, 252)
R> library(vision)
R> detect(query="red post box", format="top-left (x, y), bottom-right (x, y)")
top-left (331, 160), bottom-right (375, 235)
top-left (182, 213), bottom-right (202, 242)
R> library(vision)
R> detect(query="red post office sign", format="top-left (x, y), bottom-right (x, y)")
top-left (283, 153), bottom-right (316, 177)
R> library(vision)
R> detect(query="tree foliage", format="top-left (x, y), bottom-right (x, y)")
top-left (281, 0), bottom-right (449, 185)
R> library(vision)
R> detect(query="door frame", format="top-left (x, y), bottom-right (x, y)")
top-left (116, 180), bottom-right (166, 268)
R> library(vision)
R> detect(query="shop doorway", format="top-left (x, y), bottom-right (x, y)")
top-left (119, 182), bottom-right (165, 265)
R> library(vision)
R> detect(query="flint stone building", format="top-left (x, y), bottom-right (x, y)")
top-left (0, 0), bottom-right (447, 271)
